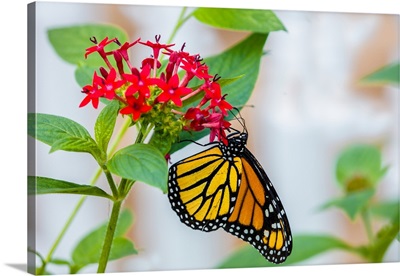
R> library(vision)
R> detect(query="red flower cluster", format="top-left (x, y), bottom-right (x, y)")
top-left (80, 35), bottom-right (233, 144)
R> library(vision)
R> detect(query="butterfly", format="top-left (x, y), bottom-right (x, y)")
top-left (167, 115), bottom-right (292, 264)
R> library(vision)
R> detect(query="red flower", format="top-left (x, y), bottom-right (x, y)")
top-left (79, 71), bottom-right (103, 108)
top-left (153, 74), bottom-right (191, 106)
top-left (112, 51), bottom-right (125, 76)
top-left (141, 58), bottom-right (161, 70)
top-left (184, 107), bottom-right (231, 144)
top-left (124, 65), bottom-right (154, 98)
top-left (164, 51), bottom-right (180, 82)
top-left (97, 68), bottom-right (126, 100)
top-left (120, 95), bottom-right (152, 121)
top-left (114, 38), bottom-right (140, 62)
top-left (180, 57), bottom-right (212, 81)
top-left (85, 37), bottom-right (116, 60)
top-left (184, 107), bottom-right (209, 131)
top-left (202, 112), bottom-right (231, 144)
top-left (140, 35), bottom-right (174, 60)
top-left (202, 82), bottom-right (233, 115)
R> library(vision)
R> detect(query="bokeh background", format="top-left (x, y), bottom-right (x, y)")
top-left (30, 2), bottom-right (399, 274)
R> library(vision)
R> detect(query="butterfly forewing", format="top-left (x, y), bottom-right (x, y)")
top-left (168, 145), bottom-right (242, 232)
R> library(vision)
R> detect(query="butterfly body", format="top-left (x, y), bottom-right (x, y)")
top-left (168, 130), bottom-right (292, 264)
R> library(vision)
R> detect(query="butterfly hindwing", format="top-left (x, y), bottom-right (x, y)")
top-left (168, 145), bottom-right (242, 232)
top-left (222, 148), bottom-right (292, 264)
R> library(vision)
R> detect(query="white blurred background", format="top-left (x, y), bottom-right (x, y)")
top-left (30, 2), bottom-right (399, 274)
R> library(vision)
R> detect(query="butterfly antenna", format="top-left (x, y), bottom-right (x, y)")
top-left (229, 107), bottom-right (247, 134)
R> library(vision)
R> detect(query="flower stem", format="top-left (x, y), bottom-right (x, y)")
top-left (104, 168), bottom-right (119, 198)
top-left (36, 169), bottom-right (102, 275)
top-left (361, 209), bottom-right (374, 243)
top-left (159, 7), bottom-right (193, 63)
top-left (36, 117), bottom-right (132, 274)
top-left (97, 199), bottom-right (123, 273)
top-left (167, 7), bottom-right (193, 45)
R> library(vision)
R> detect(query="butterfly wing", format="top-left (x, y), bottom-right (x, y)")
top-left (168, 145), bottom-right (242, 232)
top-left (223, 148), bottom-right (292, 264)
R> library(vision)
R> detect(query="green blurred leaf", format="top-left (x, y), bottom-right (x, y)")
top-left (218, 234), bottom-right (352, 268)
top-left (360, 62), bottom-right (399, 86)
top-left (335, 144), bottom-right (387, 191)
top-left (107, 237), bottom-right (137, 260)
top-left (170, 33), bottom-right (268, 153)
top-left (28, 113), bottom-right (104, 162)
top-left (72, 209), bottom-right (136, 268)
top-left (107, 143), bottom-right (168, 193)
top-left (95, 100), bottom-right (120, 154)
top-left (321, 189), bottom-right (375, 220)
top-left (285, 234), bottom-right (353, 264)
top-left (28, 176), bottom-right (112, 199)
top-left (203, 33), bottom-right (268, 111)
top-left (75, 64), bottom-right (99, 87)
top-left (193, 8), bottom-right (286, 33)
top-left (48, 24), bottom-right (128, 66)
top-left (370, 200), bottom-right (399, 223)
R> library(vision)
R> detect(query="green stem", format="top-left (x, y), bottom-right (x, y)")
top-left (361, 209), bottom-right (374, 243)
top-left (104, 168), bottom-right (119, 198)
top-left (110, 117), bottom-right (132, 153)
top-left (118, 178), bottom-right (131, 198)
top-left (97, 200), bottom-right (123, 273)
top-left (37, 194), bottom-right (89, 275)
top-left (36, 118), bottom-right (132, 274)
top-left (135, 124), bottom-right (145, 144)
top-left (167, 7), bottom-right (191, 45)
top-left (120, 179), bottom-right (136, 198)
top-left (159, 7), bottom-right (193, 63)
top-left (141, 123), bottom-right (154, 143)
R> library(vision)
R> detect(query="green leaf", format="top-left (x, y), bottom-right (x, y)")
top-left (285, 235), bottom-right (353, 264)
top-left (218, 234), bottom-right (352, 268)
top-left (201, 33), bottom-right (268, 109)
top-left (170, 33), bottom-right (268, 153)
top-left (95, 100), bottom-right (120, 154)
top-left (360, 62), bottom-right (399, 86)
top-left (75, 64), bottom-right (99, 87)
top-left (107, 237), bottom-right (137, 260)
top-left (48, 24), bottom-right (129, 66)
top-left (370, 200), bottom-right (400, 223)
top-left (193, 8), bottom-right (286, 33)
top-left (321, 189), bottom-right (375, 220)
top-left (107, 143), bottom-right (168, 193)
top-left (28, 176), bottom-right (112, 199)
top-left (72, 209), bottom-right (137, 268)
top-left (335, 144), bottom-right (387, 192)
top-left (28, 113), bottom-right (104, 162)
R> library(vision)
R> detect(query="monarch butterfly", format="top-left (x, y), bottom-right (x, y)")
top-left (167, 115), bottom-right (292, 264)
